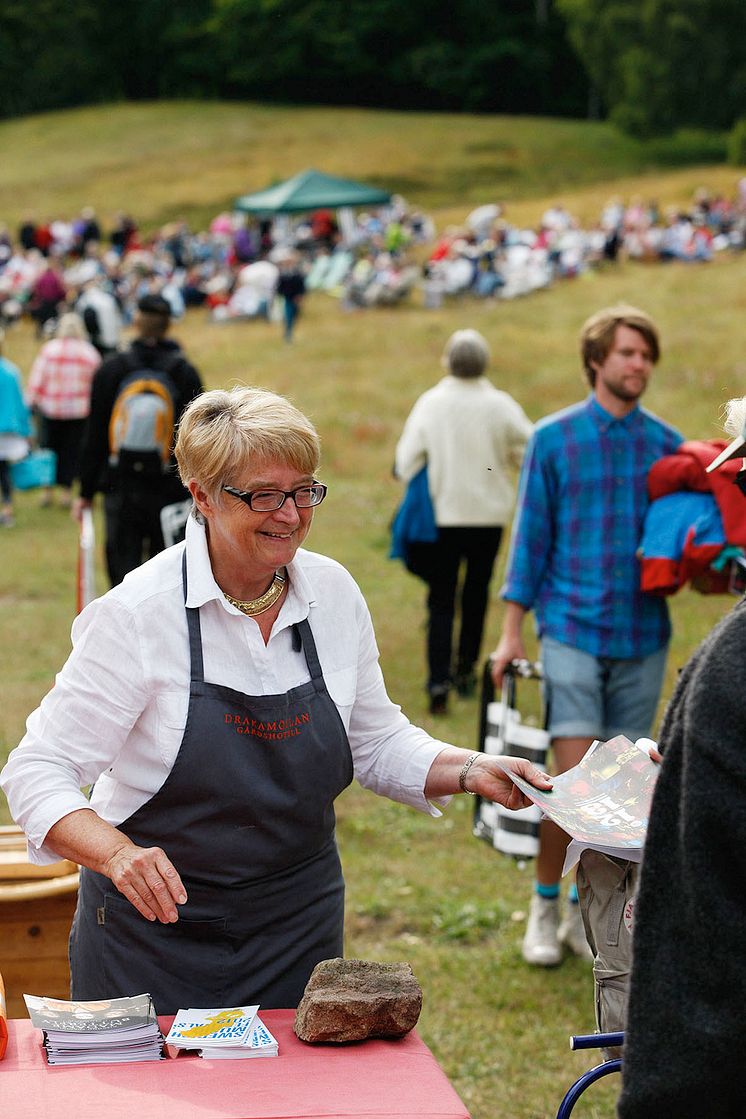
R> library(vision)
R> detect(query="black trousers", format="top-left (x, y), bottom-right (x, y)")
top-left (104, 485), bottom-right (186, 586)
top-left (0, 459), bottom-right (11, 503)
top-left (38, 416), bottom-right (86, 488)
top-left (407, 525), bottom-right (503, 691)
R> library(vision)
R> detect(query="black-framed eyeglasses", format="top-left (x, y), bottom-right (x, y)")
top-left (222, 482), bottom-right (328, 512)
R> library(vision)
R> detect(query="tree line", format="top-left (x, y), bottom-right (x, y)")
top-left (1, 0), bottom-right (744, 138)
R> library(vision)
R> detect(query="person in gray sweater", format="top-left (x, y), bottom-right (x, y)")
top-left (394, 329), bottom-right (532, 714)
top-left (618, 394), bottom-right (746, 1118)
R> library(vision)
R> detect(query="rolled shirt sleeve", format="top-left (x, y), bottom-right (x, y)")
top-left (1, 531), bottom-right (454, 866)
top-left (2, 596), bottom-right (152, 862)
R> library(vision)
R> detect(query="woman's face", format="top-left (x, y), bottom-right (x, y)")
top-left (189, 457), bottom-right (316, 589)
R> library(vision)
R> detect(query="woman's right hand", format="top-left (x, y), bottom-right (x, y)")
top-left (103, 841), bottom-right (188, 923)
top-left (45, 810), bottom-right (188, 924)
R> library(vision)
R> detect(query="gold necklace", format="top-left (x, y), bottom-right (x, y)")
top-left (223, 570), bottom-right (286, 616)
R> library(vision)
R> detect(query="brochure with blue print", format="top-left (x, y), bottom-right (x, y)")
top-left (165, 1005), bottom-right (278, 1057)
top-left (203, 1015), bottom-right (279, 1058)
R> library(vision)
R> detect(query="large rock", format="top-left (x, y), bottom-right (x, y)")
top-left (294, 958), bottom-right (422, 1043)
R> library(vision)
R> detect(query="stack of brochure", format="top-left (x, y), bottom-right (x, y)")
top-left (24, 992), bottom-right (164, 1066)
top-left (165, 1005), bottom-right (279, 1058)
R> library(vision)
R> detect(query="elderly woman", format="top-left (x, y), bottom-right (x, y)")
top-left (1, 386), bottom-right (550, 1015)
top-left (394, 329), bottom-right (533, 713)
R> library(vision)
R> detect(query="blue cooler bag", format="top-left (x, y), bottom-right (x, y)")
top-left (11, 449), bottom-right (57, 490)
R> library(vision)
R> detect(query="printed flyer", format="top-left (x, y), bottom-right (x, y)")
top-left (495, 734), bottom-right (659, 866)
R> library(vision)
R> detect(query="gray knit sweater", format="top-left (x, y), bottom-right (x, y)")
top-left (618, 599), bottom-right (746, 1117)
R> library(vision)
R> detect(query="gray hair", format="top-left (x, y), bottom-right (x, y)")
top-left (443, 329), bottom-right (490, 378)
top-left (174, 386), bottom-right (321, 503)
top-left (724, 396), bottom-right (746, 440)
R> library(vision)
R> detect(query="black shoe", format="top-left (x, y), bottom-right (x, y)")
top-left (428, 685), bottom-right (449, 715)
top-left (454, 671), bottom-right (477, 698)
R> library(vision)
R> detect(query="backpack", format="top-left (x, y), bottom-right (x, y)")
top-left (108, 351), bottom-right (181, 476)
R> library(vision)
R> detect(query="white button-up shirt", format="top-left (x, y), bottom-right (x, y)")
top-left (2, 515), bottom-right (450, 863)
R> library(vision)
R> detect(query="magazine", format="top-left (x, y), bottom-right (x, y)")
top-left (23, 992), bottom-right (163, 1066)
top-left (494, 734), bottom-right (660, 872)
top-left (165, 1005), bottom-right (278, 1058)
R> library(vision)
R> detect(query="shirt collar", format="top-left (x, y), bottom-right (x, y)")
top-left (585, 393), bottom-right (642, 434)
top-left (184, 512), bottom-right (315, 626)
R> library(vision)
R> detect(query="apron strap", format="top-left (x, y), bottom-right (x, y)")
top-left (182, 553), bottom-right (319, 691)
top-left (182, 550), bottom-right (205, 683)
top-left (295, 618), bottom-right (324, 690)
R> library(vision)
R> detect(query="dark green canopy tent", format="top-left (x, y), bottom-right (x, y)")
top-left (234, 168), bottom-right (391, 215)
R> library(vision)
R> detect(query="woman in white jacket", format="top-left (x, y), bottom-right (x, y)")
top-left (395, 329), bottom-right (533, 714)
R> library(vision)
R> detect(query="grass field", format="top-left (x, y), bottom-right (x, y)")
top-left (1, 101), bottom-right (745, 1118)
top-left (0, 100), bottom-right (734, 234)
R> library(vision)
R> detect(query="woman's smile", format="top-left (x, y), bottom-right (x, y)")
top-left (193, 458), bottom-right (316, 598)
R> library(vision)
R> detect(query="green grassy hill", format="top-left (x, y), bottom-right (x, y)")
top-left (0, 100), bottom-right (734, 232)
top-left (1, 100), bottom-right (745, 1119)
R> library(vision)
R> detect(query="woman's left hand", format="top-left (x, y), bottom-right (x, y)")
top-left (466, 754), bottom-right (552, 810)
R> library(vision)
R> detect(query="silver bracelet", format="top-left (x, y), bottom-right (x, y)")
top-left (458, 752), bottom-right (480, 795)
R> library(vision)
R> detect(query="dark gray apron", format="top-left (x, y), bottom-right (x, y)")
top-left (70, 556), bottom-right (353, 1013)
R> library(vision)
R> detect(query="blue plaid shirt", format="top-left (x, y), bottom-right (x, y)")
top-left (501, 396), bottom-right (683, 658)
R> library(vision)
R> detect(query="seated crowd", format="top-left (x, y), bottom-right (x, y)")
top-left (1, 181), bottom-right (744, 333)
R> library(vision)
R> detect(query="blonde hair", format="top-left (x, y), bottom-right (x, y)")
top-left (55, 312), bottom-right (87, 341)
top-left (175, 386), bottom-right (321, 502)
top-left (580, 305), bottom-right (660, 386)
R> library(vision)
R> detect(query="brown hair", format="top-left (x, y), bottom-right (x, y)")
top-left (580, 305), bottom-right (660, 386)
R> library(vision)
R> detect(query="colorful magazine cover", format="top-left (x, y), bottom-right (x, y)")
top-left (495, 734), bottom-right (659, 857)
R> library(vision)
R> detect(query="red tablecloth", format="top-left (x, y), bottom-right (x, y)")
top-left (2, 1010), bottom-right (470, 1119)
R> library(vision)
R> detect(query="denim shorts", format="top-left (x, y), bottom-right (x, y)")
top-left (540, 636), bottom-right (668, 742)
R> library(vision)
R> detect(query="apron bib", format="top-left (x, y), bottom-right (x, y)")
top-left (71, 557), bottom-right (353, 1012)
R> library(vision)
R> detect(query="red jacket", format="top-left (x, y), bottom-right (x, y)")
top-left (648, 440), bottom-right (746, 548)
top-left (640, 440), bottom-right (746, 595)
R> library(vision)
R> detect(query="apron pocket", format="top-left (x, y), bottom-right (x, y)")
top-left (101, 891), bottom-right (231, 1014)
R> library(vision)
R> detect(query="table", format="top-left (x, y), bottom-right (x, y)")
top-left (2, 1010), bottom-right (470, 1119)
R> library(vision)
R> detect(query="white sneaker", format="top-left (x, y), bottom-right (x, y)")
top-left (522, 894), bottom-right (561, 966)
top-left (558, 901), bottom-right (593, 960)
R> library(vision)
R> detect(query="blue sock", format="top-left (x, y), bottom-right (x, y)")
top-left (568, 883), bottom-right (579, 904)
top-left (536, 882), bottom-right (560, 900)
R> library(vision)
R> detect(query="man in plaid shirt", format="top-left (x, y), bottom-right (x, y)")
top-left (491, 305), bottom-right (682, 967)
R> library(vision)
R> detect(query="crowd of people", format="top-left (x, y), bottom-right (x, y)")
top-left (0, 198), bottom-right (432, 333)
top-left (422, 181), bottom-right (746, 304)
top-left (2, 181), bottom-right (744, 343)
top-left (0, 291), bottom-right (203, 563)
